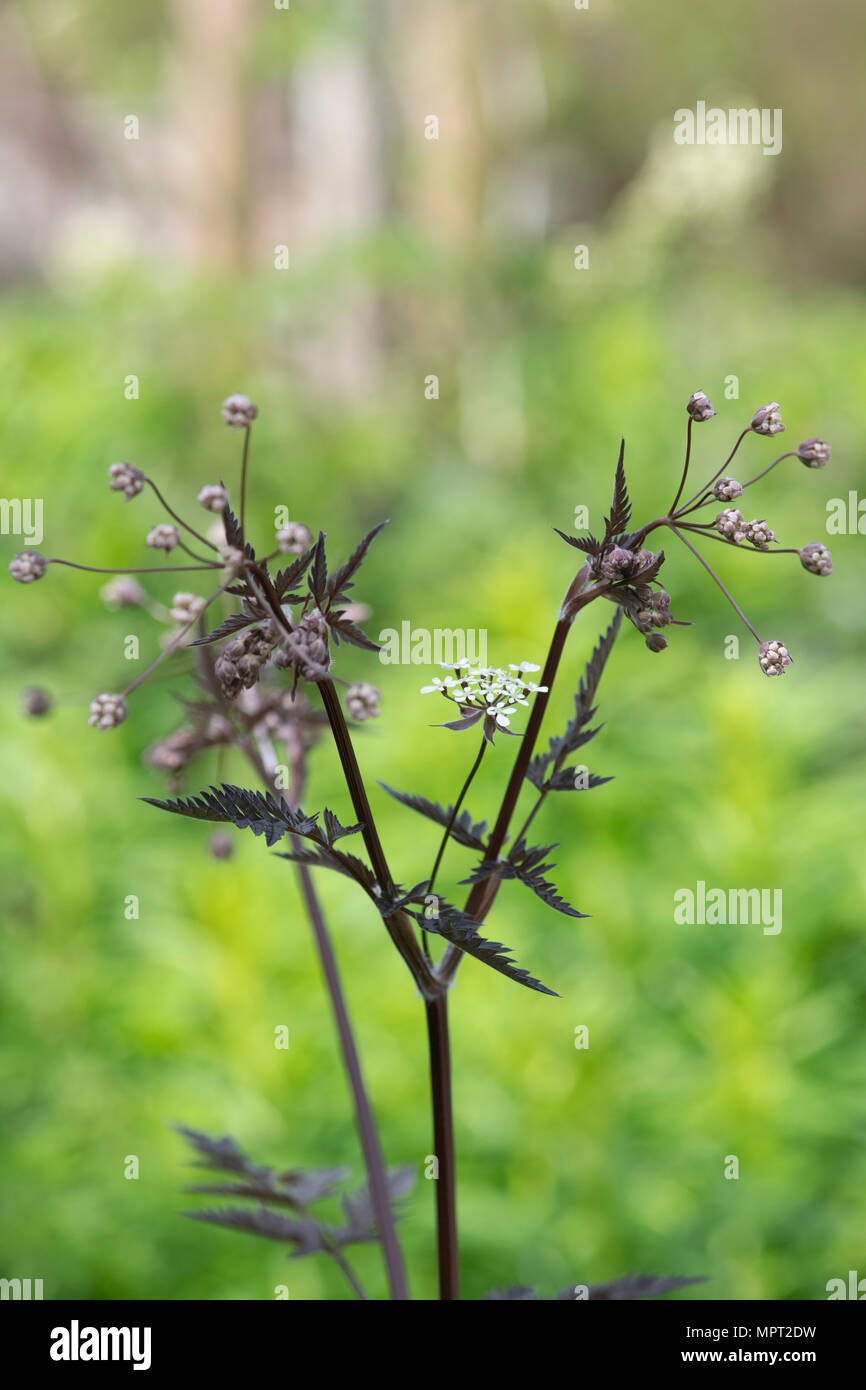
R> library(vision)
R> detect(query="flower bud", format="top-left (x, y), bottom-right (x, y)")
top-left (170, 591), bottom-right (207, 624)
top-left (209, 831), bottom-right (235, 860)
top-left (345, 682), bottom-right (380, 721)
top-left (89, 693), bottom-right (128, 729)
top-left (22, 686), bottom-right (52, 717)
top-left (796, 438), bottom-right (831, 468)
top-left (799, 542), bottom-right (832, 576)
top-left (751, 403), bottom-right (785, 436)
top-left (100, 576), bottom-right (146, 608)
top-left (715, 508), bottom-right (746, 542)
top-left (713, 477), bottom-right (743, 501)
top-left (275, 609), bottom-right (330, 680)
top-left (146, 523), bottom-right (179, 552)
top-left (276, 522), bottom-right (313, 555)
top-left (744, 519), bottom-right (776, 550)
top-left (221, 394), bottom-right (258, 429)
top-left (215, 626), bottom-right (276, 699)
top-left (687, 391), bottom-right (715, 422)
top-left (599, 546), bottom-right (640, 581)
top-left (198, 484), bottom-right (230, 513)
top-left (9, 550), bottom-right (47, 583)
top-left (645, 633), bottom-right (668, 652)
top-left (148, 729), bottom-right (197, 772)
top-left (108, 462), bottom-right (144, 500)
top-left (218, 544), bottom-right (245, 571)
top-left (758, 639), bottom-right (791, 677)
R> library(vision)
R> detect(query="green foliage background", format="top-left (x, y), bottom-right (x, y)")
top-left (1, 0), bottom-right (864, 1301)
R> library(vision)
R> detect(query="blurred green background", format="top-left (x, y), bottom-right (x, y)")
top-left (1, 0), bottom-right (864, 1300)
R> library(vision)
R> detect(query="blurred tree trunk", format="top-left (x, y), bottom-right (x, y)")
top-left (166, 0), bottom-right (253, 268)
top-left (391, 0), bottom-right (486, 246)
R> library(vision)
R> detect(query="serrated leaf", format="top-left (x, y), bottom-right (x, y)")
top-left (339, 1166), bottom-right (416, 1244)
top-left (576, 610), bottom-right (622, 724)
top-left (526, 612), bottom-right (621, 790)
top-left (322, 808), bottom-right (364, 845)
top-left (174, 1127), bottom-right (348, 1209)
top-left (274, 545), bottom-right (316, 598)
top-left (183, 1205), bottom-right (326, 1253)
top-left (463, 842), bottom-right (588, 919)
top-left (308, 531), bottom-right (328, 606)
top-left (406, 899), bottom-right (557, 996)
top-left (527, 726), bottom-right (603, 790)
top-left (515, 869), bottom-right (588, 918)
top-left (276, 844), bottom-right (379, 894)
top-left (143, 783), bottom-right (320, 848)
top-left (328, 613), bottom-right (382, 653)
top-left (604, 438), bottom-right (631, 537)
top-left (221, 497), bottom-right (243, 549)
top-left (554, 528), bottom-right (602, 555)
top-left (327, 521), bottom-right (388, 605)
top-left (545, 769), bottom-right (614, 793)
top-left (220, 498), bottom-right (256, 560)
top-left (378, 784), bottom-right (490, 851)
top-left (175, 1126), bottom-right (267, 1181)
top-left (188, 611), bottom-right (258, 648)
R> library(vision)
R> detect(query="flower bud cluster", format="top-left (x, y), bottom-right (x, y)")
top-left (345, 681), bottom-right (380, 721)
top-left (215, 626), bottom-right (278, 699)
top-left (273, 609), bottom-right (331, 681)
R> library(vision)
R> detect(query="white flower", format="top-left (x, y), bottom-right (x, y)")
top-left (420, 661), bottom-right (548, 721)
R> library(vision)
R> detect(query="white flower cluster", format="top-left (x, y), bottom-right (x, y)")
top-left (421, 660), bottom-right (547, 729)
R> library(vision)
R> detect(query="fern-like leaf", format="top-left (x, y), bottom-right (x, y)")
top-left (328, 613), bottom-right (382, 653)
top-left (553, 528), bottom-right (603, 555)
top-left (404, 898), bottom-right (557, 996)
top-left (274, 544), bottom-right (316, 598)
top-left (378, 784), bottom-right (490, 851)
top-left (276, 844), bottom-right (379, 894)
top-left (327, 521), bottom-right (389, 605)
top-left (604, 438), bottom-right (631, 537)
top-left (142, 783), bottom-right (317, 847)
top-left (308, 531), bottom-right (328, 607)
top-left (188, 610), bottom-right (258, 648)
